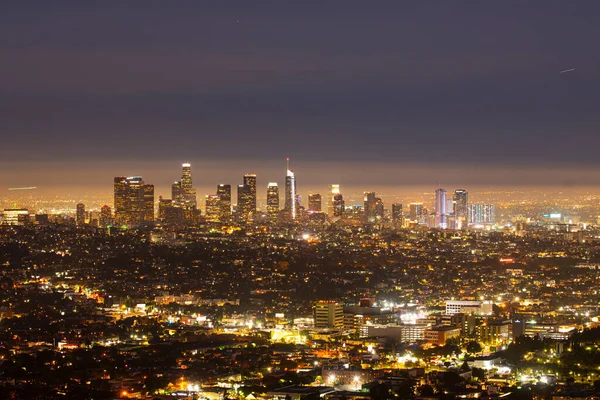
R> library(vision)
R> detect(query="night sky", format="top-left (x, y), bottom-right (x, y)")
top-left (2, 1), bottom-right (600, 192)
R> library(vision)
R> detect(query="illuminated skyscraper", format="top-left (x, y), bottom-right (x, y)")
top-left (266, 183), bottom-right (279, 221)
top-left (328, 184), bottom-right (340, 217)
top-left (172, 163), bottom-right (197, 210)
top-left (435, 188), bottom-right (447, 228)
top-left (76, 203), bottom-right (85, 226)
top-left (468, 204), bottom-right (495, 225)
top-left (99, 205), bottom-right (111, 227)
top-left (392, 203), bottom-right (403, 228)
top-left (113, 176), bottom-right (154, 226)
top-left (205, 195), bottom-right (220, 222)
top-left (217, 184), bottom-right (232, 221)
top-left (284, 158), bottom-right (297, 220)
top-left (181, 163), bottom-right (192, 189)
top-left (453, 189), bottom-right (468, 228)
top-left (237, 174), bottom-right (257, 222)
top-left (364, 191), bottom-right (377, 222)
top-left (332, 194), bottom-right (344, 217)
top-left (308, 193), bottom-right (322, 212)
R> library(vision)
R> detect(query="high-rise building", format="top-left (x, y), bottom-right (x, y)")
top-left (237, 174), bottom-right (257, 222)
top-left (333, 194), bottom-right (345, 217)
top-left (453, 189), bottom-right (468, 227)
top-left (408, 202), bottom-right (422, 222)
top-left (172, 163), bottom-right (197, 210)
top-left (364, 191), bottom-right (377, 222)
top-left (313, 300), bottom-right (344, 329)
top-left (284, 159), bottom-right (297, 220)
top-left (308, 193), bottom-right (322, 212)
top-left (76, 203), bottom-right (85, 226)
top-left (181, 163), bottom-right (192, 190)
top-left (205, 195), bottom-right (220, 222)
top-left (435, 188), bottom-right (447, 228)
top-left (375, 197), bottom-right (384, 221)
top-left (266, 183), bottom-right (279, 222)
top-left (158, 197), bottom-right (185, 226)
top-left (392, 203), bottom-right (403, 227)
top-left (328, 184), bottom-right (340, 217)
top-left (217, 184), bottom-right (232, 221)
top-left (99, 205), bottom-right (111, 228)
top-left (113, 176), bottom-right (155, 226)
top-left (468, 204), bottom-right (495, 225)
top-left (2, 209), bottom-right (29, 226)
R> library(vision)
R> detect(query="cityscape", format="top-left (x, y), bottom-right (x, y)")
top-left (3, 2), bottom-right (600, 400)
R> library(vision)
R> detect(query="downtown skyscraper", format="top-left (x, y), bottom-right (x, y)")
top-left (435, 188), bottom-right (447, 228)
top-left (284, 158), bottom-right (297, 221)
top-left (453, 189), bottom-right (468, 228)
top-left (217, 184), bottom-right (232, 222)
top-left (237, 174), bottom-right (257, 222)
top-left (266, 183), bottom-right (279, 222)
top-left (114, 176), bottom-right (154, 226)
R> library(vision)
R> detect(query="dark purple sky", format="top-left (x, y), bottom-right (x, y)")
top-left (2, 1), bottom-right (600, 191)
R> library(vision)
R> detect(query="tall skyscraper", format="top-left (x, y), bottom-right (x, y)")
top-left (266, 183), bottom-right (279, 222)
top-left (364, 191), bottom-right (377, 222)
top-left (468, 204), bottom-right (495, 225)
top-left (284, 158), bottom-right (297, 220)
top-left (99, 205), bottom-right (111, 228)
top-left (172, 163), bottom-right (197, 209)
top-left (453, 189), bottom-right (468, 228)
top-left (217, 184), bottom-right (232, 221)
top-left (76, 203), bottom-right (85, 226)
top-left (328, 184), bottom-right (340, 217)
top-left (392, 203), bottom-right (403, 228)
top-left (332, 194), bottom-right (344, 217)
top-left (409, 202), bottom-right (424, 223)
top-left (435, 188), bottom-right (447, 228)
top-left (454, 189), bottom-right (469, 223)
top-left (181, 163), bottom-right (192, 190)
top-left (237, 174), bottom-right (257, 222)
top-left (308, 193), bottom-right (322, 212)
top-left (114, 176), bottom-right (154, 226)
top-left (205, 195), bottom-right (220, 222)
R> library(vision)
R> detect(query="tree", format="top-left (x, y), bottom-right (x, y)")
top-left (466, 341), bottom-right (482, 354)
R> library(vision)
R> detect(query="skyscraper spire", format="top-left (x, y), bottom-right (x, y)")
top-left (284, 158), bottom-right (296, 220)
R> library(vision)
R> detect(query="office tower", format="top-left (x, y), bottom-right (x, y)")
top-left (113, 177), bottom-right (127, 223)
top-left (328, 184), bottom-right (340, 217)
top-left (113, 176), bottom-right (154, 226)
top-left (158, 197), bottom-right (185, 226)
top-left (205, 195), bottom-right (220, 222)
top-left (172, 163), bottom-right (197, 210)
top-left (453, 189), bottom-right (468, 227)
top-left (308, 193), bottom-right (322, 212)
top-left (375, 197), bottom-right (384, 221)
top-left (408, 203), bottom-right (422, 221)
top-left (171, 181), bottom-right (182, 202)
top-left (468, 204), bottom-right (495, 225)
top-left (217, 184), bottom-right (232, 221)
top-left (76, 203), bottom-right (85, 226)
top-left (237, 174), bottom-right (256, 222)
top-left (435, 188), bottom-right (447, 228)
top-left (313, 300), bottom-right (344, 329)
top-left (181, 163), bottom-right (192, 190)
top-left (363, 191), bottom-right (377, 222)
top-left (392, 203), bottom-right (403, 227)
top-left (284, 159), bottom-right (297, 220)
top-left (99, 205), bottom-right (111, 228)
top-left (244, 174), bottom-right (257, 210)
top-left (333, 194), bottom-right (345, 217)
top-left (266, 183), bottom-right (279, 221)
top-left (3, 209), bottom-right (29, 226)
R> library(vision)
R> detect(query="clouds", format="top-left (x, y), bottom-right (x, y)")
top-left (1, 1), bottom-right (600, 188)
